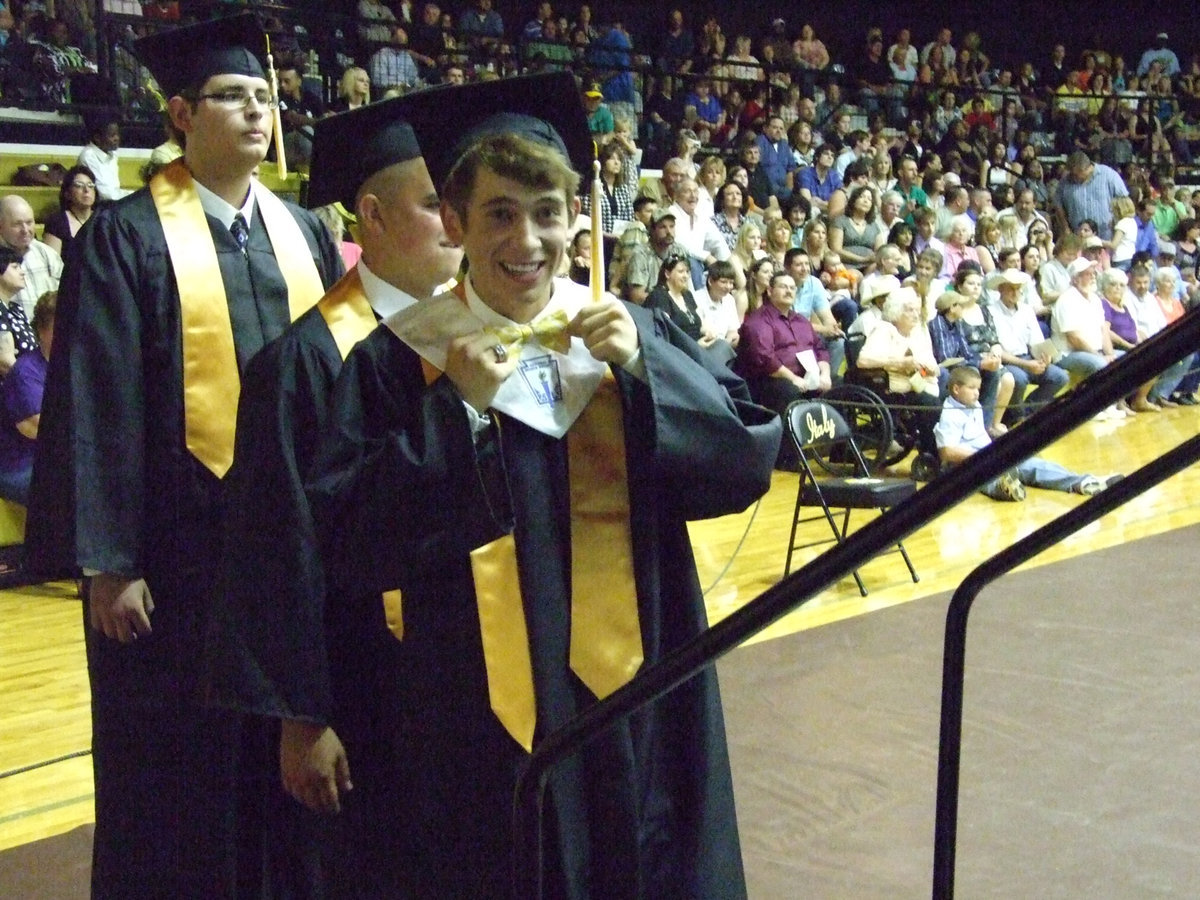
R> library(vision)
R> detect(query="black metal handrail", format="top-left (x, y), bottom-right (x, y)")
top-left (932, 431), bottom-right (1200, 899)
top-left (512, 305), bottom-right (1200, 898)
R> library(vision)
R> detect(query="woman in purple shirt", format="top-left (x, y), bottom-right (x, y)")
top-left (1099, 268), bottom-right (1158, 411)
top-left (0, 288), bottom-right (53, 504)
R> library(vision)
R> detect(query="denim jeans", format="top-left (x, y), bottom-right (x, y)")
top-left (982, 457), bottom-right (1084, 498)
top-left (1058, 350), bottom-right (1107, 380)
top-left (0, 462), bottom-right (31, 505)
top-left (1004, 359), bottom-right (1070, 422)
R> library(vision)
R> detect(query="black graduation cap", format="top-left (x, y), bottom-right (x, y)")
top-left (133, 13), bottom-right (268, 98)
top-left (395, 71), bottom-right (594, 190)
top-left (307, 97), bottom-right (423, 210)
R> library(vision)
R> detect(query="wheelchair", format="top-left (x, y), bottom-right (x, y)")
top-left (810, 333), bottom-right (940, 482)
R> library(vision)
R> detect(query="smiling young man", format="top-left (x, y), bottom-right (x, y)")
top-left (27, 15), bottom-right (342, 898)
top-left (304, 72), bottom-right (780, 898)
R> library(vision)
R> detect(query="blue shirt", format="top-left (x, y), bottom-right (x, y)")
top-left (1137, 46), bottom-right (1180, 77)
top-left (791, 275), bottom-right (830, 318)
top-left (590, 28), bottom-right (634, 103)
top-left (0, 347), bottom-right (44, 472)
top-left (1135, 218), bottom-right (1159, 257)
top-left (1054, 163), bottom-right (1128, 239)
top-left (798, 166), bottom-right (842, 202)
top-left (684, 92), bottom-right (722, 125)
top-left (928, 314), bottom-right (977, 367)
top-left (757, 134), bottom-right (799, 196)
top-left (934, 395), bottom-right (990, 453)
top-left (369, 46), bottom-right (420, 89)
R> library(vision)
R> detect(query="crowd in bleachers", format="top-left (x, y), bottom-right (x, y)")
top-left (0, 0), bottom-right (1196, 484)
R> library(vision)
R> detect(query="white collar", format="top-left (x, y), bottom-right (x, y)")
top-left (193, 176), bottom-right (258, 230)
top-left (461, 273), bottom-right (583, 330)
top-left (385, 276), bottom-right (606, 438)
top-left (358, 258), bottom-right (419, 318)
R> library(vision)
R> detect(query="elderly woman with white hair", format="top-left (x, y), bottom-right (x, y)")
top-left (939, 214), bottom-right (981, 278)
top-left (857, 287), bottom-right (943, 462)
top-left (1099, 267), bottom-right (1160, 412)
top-left (1143, 266), bottom-right (1200, 405)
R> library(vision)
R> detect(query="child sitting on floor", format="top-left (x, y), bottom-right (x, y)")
top-left (934, 366), bottom-right (1122, 501)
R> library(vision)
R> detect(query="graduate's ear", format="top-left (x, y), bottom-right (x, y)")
top-left (356, 193), bottom-right (383, 237)
top-left (567, 195), bottom-right (582, 230)
top-left (442, 200), bottom-right (465, 248)
top-left (167, 95), bottom-right (195, 138)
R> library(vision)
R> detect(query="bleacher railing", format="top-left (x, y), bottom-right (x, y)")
top-left (88, 3), bottom-right (1192, 155)
top-left (511, 306), bottom-right (1200, 898)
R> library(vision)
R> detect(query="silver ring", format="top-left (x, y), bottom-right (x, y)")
top-left (491, 343), bottom-right (508, 363)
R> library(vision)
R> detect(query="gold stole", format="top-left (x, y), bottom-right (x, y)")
top-left (423, 284), bottom-right (643, 752)
top-left (317, 267), bottom-right (376, 359)
top-left (315, 269), bottom-right (406, 643)
top-left (149, 159), bottom-right (325, 477)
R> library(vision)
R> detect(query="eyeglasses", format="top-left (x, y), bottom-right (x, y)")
top-left (196, 89), bottom-right (279, 110)
top-left (70, 181), bottom-right (96, 190)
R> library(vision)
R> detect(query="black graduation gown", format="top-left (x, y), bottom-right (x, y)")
top-left (205, 295), bottom-right (373, 900)
top-left (306, 304), bottom-right (781, 899)
top-left (25, 188), bottom-right (342, 899)
top-left (207, 300), bottom-right (355, 723)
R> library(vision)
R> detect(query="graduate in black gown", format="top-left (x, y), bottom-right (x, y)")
top-left (25, 15), bottom-right (342, 898)
top-left (304, 72), bottom-right (782, 898)
top-left (205, 100), bottom-right (462, 896)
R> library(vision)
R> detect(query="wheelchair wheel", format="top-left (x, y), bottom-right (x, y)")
top-left (816, 384), bottom-right (896, 476)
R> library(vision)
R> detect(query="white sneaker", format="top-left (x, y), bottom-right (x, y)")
top-left (1092, 407), bottom-right (1113, 421)
top-left (1108, 405), bottom-right (1127, 419)
top-left (1076, 474), bottom-right (1125, 496)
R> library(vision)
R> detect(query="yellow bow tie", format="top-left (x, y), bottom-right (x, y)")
top-left (486, 309), bottom-right (571, 360)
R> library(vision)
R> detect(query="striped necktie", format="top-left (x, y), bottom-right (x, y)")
top-left (230, 214), bottom-right (249, 253)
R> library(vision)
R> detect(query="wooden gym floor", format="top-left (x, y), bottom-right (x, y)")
top-left (1, 404), bottom-right (1198, 853)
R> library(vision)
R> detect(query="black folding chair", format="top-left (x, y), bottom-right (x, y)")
top-left (784, 400), bottom-right (921, 596)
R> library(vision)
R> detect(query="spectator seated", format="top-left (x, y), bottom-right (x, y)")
top-left (733, 270), bottom-right (832, 470)
top-left (936, 365), bottom-right (1123, 502)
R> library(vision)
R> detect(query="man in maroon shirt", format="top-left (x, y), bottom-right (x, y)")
top-left (734, 271), bottom-right (831, 468)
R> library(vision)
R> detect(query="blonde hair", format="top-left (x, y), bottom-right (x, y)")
top-left (312, 203), bottom-right (346, 243)
top-left (338, 67), bottom-right (370, 103)
top-left (1112, 195), bottom-right (1136, 220)
top-left (974, 214), bottom-right (999, 247)
top-left (732, 221), bottom-right (763, 269)
top-left (765, 217), bottom-right (793, 253)
top-left (698, 155), bottom-right (727, 190)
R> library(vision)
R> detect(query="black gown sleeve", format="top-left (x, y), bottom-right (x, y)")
top-left (29, 205), bottom-right (151, 576)
top-left (622, 303), bottom-right (782, 521)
